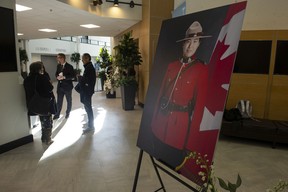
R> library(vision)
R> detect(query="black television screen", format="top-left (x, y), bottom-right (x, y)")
top-left (233, 40), bottom-right (271, 74)
top-left (274, 40), bottom-right (288, 75)
top-left (0, 6), bottom-right (18, 72)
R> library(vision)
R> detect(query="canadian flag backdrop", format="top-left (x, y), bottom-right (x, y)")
top-left (137, 1), bottom-right (247, 185)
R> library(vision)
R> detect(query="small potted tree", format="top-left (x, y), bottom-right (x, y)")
top-left (19, 48), bottom-right (29, 79)
top-left (103, 65), bottom-right (116, 98)
top-left (70, 52), bottom-right (81, 80)
top-left (98, 47), bottom-right (112, 91)
top-left (113, 32), bottom-right (142, 110)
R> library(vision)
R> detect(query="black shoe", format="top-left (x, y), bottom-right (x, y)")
top-left (41, 138), bottom-right (54, 144)
top-left (82, 127), bottom-right (95, 134)
top-left (45, 140), bottom-right (54, 145)
top-left (65, 114), bottom-right (69, 119)
top-left (53, 116), bottom-right (59, 120)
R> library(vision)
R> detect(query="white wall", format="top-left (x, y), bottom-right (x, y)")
top-left (28, 38), bottom-right (75, 56)
top-left (25, 37), bottom-right (111, 75)
top-left (0, 0), bottom-right (30, 145)
top-left (182, 0), bottom-right (288, 30)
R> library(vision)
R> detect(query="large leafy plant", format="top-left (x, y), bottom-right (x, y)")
top-left (71, 52), bottom-right (81, 75)
top-left (71, 52), bottom-right (81, 69)
top-left (19, 48), bottom-right (29, 78)
top-left (19, 48), bottom-right (29, 64)
top-left (98, 47), bottom-right (112, 79)
top-left (99, 47), bottom-right (111, 69)
top-left (98, 47), bottom-right (116, 93)
top-left (113, 32), bottom-right (142, 87)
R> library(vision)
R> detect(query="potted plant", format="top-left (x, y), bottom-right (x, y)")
top-left (113, 32), bottom-right (142, 110)
top-left (19, 48), bottom-right (29, 79)
top-left (98, 47), bottom-right (112, 91)
top-left (70, 52), bottom-right (81, 80)
top-left (104, 65), bottom-right (119, 98)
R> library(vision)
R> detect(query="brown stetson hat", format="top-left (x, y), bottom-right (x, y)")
top-left (176, 21), bottom-right (211, 42)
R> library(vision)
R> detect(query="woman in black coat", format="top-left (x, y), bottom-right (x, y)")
top-left (24, 61), bottom-right (56, 145)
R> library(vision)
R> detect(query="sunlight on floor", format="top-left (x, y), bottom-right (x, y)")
top-left (38, 107), bottom-right (107, 162)
top-left (93, 107), bottom-right (106, 134)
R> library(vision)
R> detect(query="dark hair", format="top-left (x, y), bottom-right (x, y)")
top-left (83, 53), bottom-right (91, 61)
top-left (29, 61), bottom-right (43, 74)
top-left (58, 53), bottom-right (66, 60)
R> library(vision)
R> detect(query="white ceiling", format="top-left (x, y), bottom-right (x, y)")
top-left (16, 0), bottom-right (142, 40)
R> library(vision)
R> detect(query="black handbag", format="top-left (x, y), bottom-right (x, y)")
top-left (74, 83), bottom-right (81, 93)
top-left (28, 76), bottom-right (51, 116)
top-left (50, 96), bottom-right (58, 115)
top-left (28, 92), bottom-right (51, 116)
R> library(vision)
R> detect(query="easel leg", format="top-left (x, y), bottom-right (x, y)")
top-left (150, 156), bottom-right (166, 192)
top-left (132, 149), bottom-right (144, 192)
top-left (132, 149), bottom-right (199, 191)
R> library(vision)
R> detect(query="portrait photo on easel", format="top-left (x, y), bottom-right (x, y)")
top-left (136, 1), bottom-right (247, 188)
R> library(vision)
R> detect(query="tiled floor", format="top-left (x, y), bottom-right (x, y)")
top-left (0, 86), bottom-right (288, 192)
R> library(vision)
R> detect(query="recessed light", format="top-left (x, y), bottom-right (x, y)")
top-left (16, 4), bottom-right (32, 12)
top-left (17, 33), bottom-right (24, 36)
top-left (80, 24), bottom-right (100, 29)
top-left (38, 29), bottom-right (57, 32)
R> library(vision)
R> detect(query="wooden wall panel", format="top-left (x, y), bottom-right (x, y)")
top-left (276, 30), bottom-right (288, 39)
top-left (226, 30), bottom-right (288, 121)
top-left (240, 30), bottom-right (274, 40)
top-left (268, 76), bottom-right (288, 120)
top-left (226, 74), bottom-right (269, 118)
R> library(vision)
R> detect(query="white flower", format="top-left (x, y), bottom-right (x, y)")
top-left (103, 67), bottom-right (120, 94)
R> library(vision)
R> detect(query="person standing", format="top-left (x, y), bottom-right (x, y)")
top-left (79, 53), bottom-right (96, 133)
top-left (53, 53), bottom-right (75, 120)
top-left (24, 61), bottom-right (56, 145)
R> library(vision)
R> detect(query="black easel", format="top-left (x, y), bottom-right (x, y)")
top-left (132, 149), bottom-right (200, 192)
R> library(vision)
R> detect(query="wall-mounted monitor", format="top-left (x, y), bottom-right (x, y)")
top-left (233, 40), bottom-right (271, 74)
top-left (0, 6), bottom-right (18, 72)
top-left (274, 40), bottom-right (288, 75)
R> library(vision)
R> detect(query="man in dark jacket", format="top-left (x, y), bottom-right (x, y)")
top-left (53, 53), bottom-right (75, 120)
top-left (80, 53), bottom-right (96, 133)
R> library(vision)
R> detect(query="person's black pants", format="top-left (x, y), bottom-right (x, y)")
top-left (81, 94), bottom-right (94, 128)
top-left (55, 87), bottom-right (72, 117)
top-left (39, 115), bottom-right (53, 141)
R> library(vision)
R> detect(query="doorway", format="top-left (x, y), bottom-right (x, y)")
top-left (41, 55), bottom-right (57, 82)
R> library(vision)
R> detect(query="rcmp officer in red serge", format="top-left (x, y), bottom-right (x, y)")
top-left (151, 21), bottom-right (212, 184)
top-left (53, 53), bottom-right (75, 120)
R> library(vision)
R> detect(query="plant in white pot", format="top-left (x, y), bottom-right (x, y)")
top-left (113, 32), bottom-right (142, 110)
top-left (19, 48), bottom-right (29, 79)
top-left (98, 47), bottom-right (113, 92)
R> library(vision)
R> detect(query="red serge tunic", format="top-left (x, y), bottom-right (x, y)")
top-left (151, 58), bottom-right (208, 151)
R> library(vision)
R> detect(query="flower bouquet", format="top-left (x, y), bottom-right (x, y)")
top-left (104, 66), bottom-right (120, 98)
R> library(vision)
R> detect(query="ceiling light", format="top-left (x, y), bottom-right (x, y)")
top-left (105, 0), bottom-right (141, 8)
top-left (17, 33), bottom-right (24, 36)
top-left (80, 24), bottom-right (100, 29)
top-left (92, 0), bottom-right (98, 6)
top-left (16, 4), bottom-right (32, 12)
top-left (38, 29), bottom-right (57, 32)
top-left (129, 1), bottom-right (135, 8)
top-left (113, 0), bottom-right (119, 7)
top-left (92, 0), bottom-right (103, 6)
